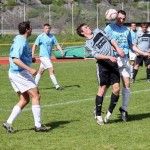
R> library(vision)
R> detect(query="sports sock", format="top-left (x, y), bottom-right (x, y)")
top-left (50, 74), bottom-right (59, 88)
top-left (132, 69), bottom-right (138, 80)
top-left (32, 105), bottom-right (41, 128)
top-left (7, 105), bottom-right (22, 124)
top-left (108, 92), bottom-right (119, 114)
top-left (95, 95), bottom-right (103, 116)
top-left (35, 73), bottom-right (41, 85)
top-left (146, 68), bottom-right (150, 79)
top-left (122, 87), bottom-right (130, 111)
top-left (130, 65), bottom-right (134, 78)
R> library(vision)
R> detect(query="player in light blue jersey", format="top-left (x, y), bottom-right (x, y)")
top-left (32, 23), bottom-right (64, 90)
top-left (3, 21), bottom-right (50, 133)
top-left (129, 22), bottom-right (138, 79)
top-left (104, 10), bottom-right (149, 121)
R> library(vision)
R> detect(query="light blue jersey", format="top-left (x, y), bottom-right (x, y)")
top-left (104, 23), bottom-right (132, 56)
top-left (35, 33), bottom-right (58, 58)
top-left (9, 35), bottom-right (32, 73)
top-left (129, 29), bottom-right (138, 53)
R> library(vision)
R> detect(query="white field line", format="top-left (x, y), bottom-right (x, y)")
top-left (0, 89), bottom-right (150, 112)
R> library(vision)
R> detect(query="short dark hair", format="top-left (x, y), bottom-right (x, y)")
top-left (131, 22), bottom-right (136, 25)
top-left (76, 23), bottom-right (87, 37)
top-left (118, 10), bottom-right (126, 16)
top-left (18, 21), bottom-right (30, 35)
top-left (141, 23), bottom-right (148, 28)
top-left (44, 23), bottom-right (51, 29)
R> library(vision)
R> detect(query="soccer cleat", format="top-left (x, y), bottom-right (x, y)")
top-left (93, 107), bottom-right (96, 119)
top-left (146, 79), bottom-right (150, 83)
top-left (2, 122), bottom-right (14, 133)
top-left (104, 111), bottom-right (111, 123)
top-left (35, 124), bottom-right (51, 132)
top-left (96, 116), bottom-right (104, 125)
top-left (130, 78), bottom-right (135, 83)
top-left (119, 107), bottom-right (128, 122)
top-left (56, 86), bottom-right (64, 90)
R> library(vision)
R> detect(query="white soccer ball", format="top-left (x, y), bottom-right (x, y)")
top-left (105, 9), bottom-right (118, 21)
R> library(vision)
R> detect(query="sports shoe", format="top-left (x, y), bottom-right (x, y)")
top-left (2, 122), bottom-right (14, 133)
top-left (35, 124), bottom-right (51, 132)
top-left (146, 79), bottom-right (150, 83)
top-left (96, 116), bottom-right (104, 125)
top-left (104, 111), bottom-right (111, 123)
top-left (130, 78), bottom-right (135, 83)
top-left (56, 86), bottom-right (64, 90)
top-left (119, 107), bottom-right (128, 122)
top-left (93, 107), bottom-right (96, 119)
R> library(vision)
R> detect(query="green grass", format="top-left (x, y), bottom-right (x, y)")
top-left (0, 60), bottom-right (150, 150)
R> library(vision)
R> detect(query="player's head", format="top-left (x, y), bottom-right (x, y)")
top-left (76, 23), bottom-right (92, 38)
top-left (18, 21), bottom-right (32, 36)
top-left (141, 23), bottom-right (148, 33)
top-left (44, 23), bottom-right (51, 34)
top-left (130, 22), bottom-right (137, 31)
top-left (116, 10), bottom-right (126, 26)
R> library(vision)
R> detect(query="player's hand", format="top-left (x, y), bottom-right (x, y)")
top-left (109, 56), bottom-right (117, 62)
top-left (117, 48), bottom-right (124, 57)
top-left (29, 68), bottom-right (37, 76)
top-left (32, 57), bottom-right (36, 63)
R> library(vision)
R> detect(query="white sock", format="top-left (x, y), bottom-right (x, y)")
top-left (32, 105), bottom-right (41, 128)
top-left (7, 105), bottom-right (22, 124)
top-left (35, 73), bottom-right (41, 85)
top-left (50, 74), bottom-right (59, 88)
top-left (122, 87), bottom-right (130, 111)
top-left (130, 65), bottom-right (134, 78)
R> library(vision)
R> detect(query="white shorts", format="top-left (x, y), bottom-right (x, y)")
top-left (9, 70), bottom-right (37, 93)
top-left (40, 57), bottom-right (53, 69)
top-left (129, 51), bottom-right (136, 61)
top-left (117, 56), bottom-right (130, 77)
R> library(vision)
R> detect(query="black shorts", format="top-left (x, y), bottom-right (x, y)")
top-left (136, 56), bottom-right (150, 67)
top-left (96, 59), bottom-right (120, 86)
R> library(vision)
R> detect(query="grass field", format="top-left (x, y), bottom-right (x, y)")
top-left (0, 60), bottom-right (150, 150)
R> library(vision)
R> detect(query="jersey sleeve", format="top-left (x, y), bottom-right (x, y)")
top-left (10, 40), bottom-right (24, 59)
top-left (52, 35), bottom-right (59, 46)
top-left (34, 35), bottom-right (41, 46)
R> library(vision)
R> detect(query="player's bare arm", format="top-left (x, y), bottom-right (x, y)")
top-left (96, 54), bottom-right (117, 62)
top-left (111, 40), bottom-right (124, 57)
top-left (12, 58), bottom-right (37, 76)
top-left (32, 44), bottom-right (37, 63)
top-left (132, 45), bottom-right (149, 57)
top-left (57, 45), bottom-right (64, 57)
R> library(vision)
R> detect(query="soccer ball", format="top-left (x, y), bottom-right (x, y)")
top-left (105, 9), bottom-right (118, 21)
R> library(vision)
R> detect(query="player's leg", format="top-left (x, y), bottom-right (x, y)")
top-left (3, 92), bottom-right (30, 133)
top-left (120, 76), bottom-right (130, 121)
top-left (34, 63), bottom-right (45, 85)
top-left (49, 66), bottom-right (64, 90)
top-left (129, 51), bottom-right (136, 79)
top-left (132, 56), bottom-right (143, 83)
top-left (28, 87), bottom-right (50, 132)
top-left (145, 57), bottom-right (150, 82)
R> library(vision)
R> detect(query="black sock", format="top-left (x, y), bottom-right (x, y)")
top-left (146, 68), bottom-right (150, 79)
top-left (108, 93), bottom-right (119, 114)
top-left (132, 69), bottom-right (138, 80)
top-left (95, 95), bottom-right (103, 116)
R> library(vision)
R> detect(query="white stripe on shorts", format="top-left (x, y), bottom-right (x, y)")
top-left (9, 70), bottom-right (37, 93)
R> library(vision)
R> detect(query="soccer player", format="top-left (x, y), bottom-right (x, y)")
top-left (2, 21), bottom-right (50, 133)
top-left (76, 23), bottom-right (124, 125)
top-left (129, 22), bottom-right (138, 80)
top-left (32, 23), bottom-right (64, 90)
top-left (132, 23), bottom-right (150, 83)
top-left (104, 10), bottom-right (149, 121)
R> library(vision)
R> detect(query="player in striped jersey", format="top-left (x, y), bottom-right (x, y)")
top-left (76, 23), bottom-right (124, 125)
